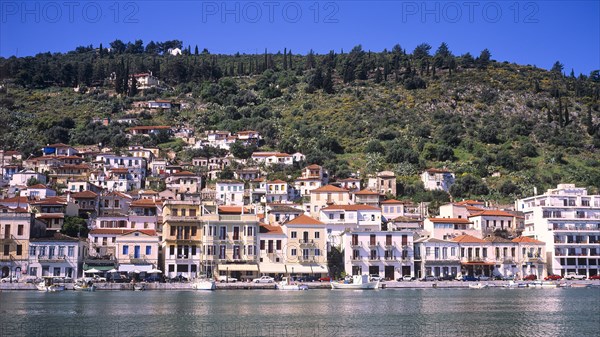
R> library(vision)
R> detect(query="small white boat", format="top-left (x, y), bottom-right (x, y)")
top-left (133, 282), bottom-right (146, 291)
top-left (276, 277), bottom-right (308, 291)
top-left (37, 277), bottom-right (66, 292)
top-left (331, 275), bottom-right (379, 290)
top-left (192, 278), bottom-right (216, 291)
top-left (503, 281), bottom-right (520, 288)
top-left (468, 283), bottom-right (488, 289)
top-left (73, 281), bottom-right (96, 292)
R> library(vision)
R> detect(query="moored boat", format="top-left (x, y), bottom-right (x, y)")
top-left (192, 277), bottom-right (216, 291)
top-left (468, 283), bottom-right (488, 289)
top-left (37, 277), bottom-right (66, 292)
top-left (276, 277), bottom-right (308, 291)
top-left (73, 280), bottom-right (96, 292)
top-left (331, 275), bottom-right (379, 290)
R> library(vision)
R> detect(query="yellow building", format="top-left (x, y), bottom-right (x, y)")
top-left (200, 206), bottom-right (259, 281)
top-left (282, 214), bottom-right (328, 278)
top-left (0, 206), bottom-right (32, 280)
top-left (161, 200), bottom-right (203, 280)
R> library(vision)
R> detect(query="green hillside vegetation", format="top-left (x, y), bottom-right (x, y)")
top-left (1, 40), bottom-right (599, 202)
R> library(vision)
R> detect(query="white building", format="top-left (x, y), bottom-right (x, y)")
top-left (421, 168), bottom-right (455, 192)
top-left (343, 230), bottom-right (414, 280)
top-left (517, 184), bottom-right (600, 278)
top-left (28, 233), bottom-right (86, 278)
top-left (215, 180), bottom-right (245, 206)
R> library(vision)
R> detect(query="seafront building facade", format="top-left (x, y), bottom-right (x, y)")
top-left (517, 184), bottom-right (600, 278)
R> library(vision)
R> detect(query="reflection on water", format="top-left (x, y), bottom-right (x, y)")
top-left (0, 288), bottom-right (598, 336)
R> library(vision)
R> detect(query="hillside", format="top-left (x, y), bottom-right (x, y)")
top-left (1, 41), bottom-right (599, 202)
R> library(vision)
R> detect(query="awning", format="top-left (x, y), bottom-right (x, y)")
top-left (259, 264), bottom-right (287, 273)
top-left (461, 262), bottom-right (495, 266)
top-left (83, 264), bottom-right (116, 271)
top-left (217, 264), bottom-right (259, 272)
top-left (285, 264), bottom-right (328, 274)
top-left (118, 264), bottom-right (153, 273)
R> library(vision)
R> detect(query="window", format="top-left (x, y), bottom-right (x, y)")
top-left (451, 247), bottom-right (456, 256)
top-left (58, 246), bottom-right (64, 257)
top-left (276, 240), bottom-right (282, 250)
top-left (16, 245), bottom-right (22, 256)
top-left (17, 225), bottom-right (23, 236)
top-left (291, 248), bottom-right (297, 256)
top-left (314, 249), bottom-right (320, 256)
top-left (68, 247), bottom-right (74, 257)
top-left (260, 240), bottom-right (265, 250)
top-left (30, 246), bottom-right (36, 256)
top-left (146, 246), bottom-right (152, 255)
top-left (291, 231), bottom-right (297, 239)
top-left (315, 232), bottom-right (320, 239)
top-left (123, 246), bottom-right (129, 255)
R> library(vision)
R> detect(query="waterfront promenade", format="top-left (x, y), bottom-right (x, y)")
top-left (1, 279), bottom-right (598, 291)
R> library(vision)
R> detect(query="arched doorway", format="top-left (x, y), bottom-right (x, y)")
top-left (1, 266), bottom-right (9, 278)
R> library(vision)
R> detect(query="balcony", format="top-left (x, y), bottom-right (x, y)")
top-left (163, 215), bottom-right (198, 222)
top-left (299, 239), bottom-right (316, 246)
top-left (37, 255), bottom-right (68, 263)
top-left (368, 241), bottom-right (379, 248)
top-left (299, 256), bottom-right (316, 263)
top-left (384, 241), bottom-right (394, 248)
top-left (368, 255), bottom-right (380, 261)
top-left (351, 256), bottom-right (362, 261)
top-left (128, 254), bottom-right (150, 264)
top-left (350, 241), bottom-right (361, 248)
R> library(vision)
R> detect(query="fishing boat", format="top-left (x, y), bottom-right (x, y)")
top-left (468, 283), bottom-right (488, 289)
top-left (331, 275), bottom-right (379, 290)
top-left (276, 277), bottom-right (308, 291)
top-left (36, 277), bottom-right (66, 292)
top-left (133, 282), bottom-right (146, 291)
top-left (192, 276), bottom-right (216, 291)
top-left (73, 280), bottom-right (96, 292)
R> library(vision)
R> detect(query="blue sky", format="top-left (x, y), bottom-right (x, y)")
top-left (1, 1), bottom-right (598, 74)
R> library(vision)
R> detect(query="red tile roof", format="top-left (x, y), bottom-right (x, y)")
top-left (468, 210), bottom-right (516, 218)
top-left (218, 206), bottom-right (251, 214)
top-left (27, 184), bottom-right (48, 189)
top-left (72, 191), bottom-right (98, 199)
top-left (172, 171), bottom-right (196, 176)
top-left (259, 223), bottom-right (284, 234)
top-left (285, 214), bottom-right (325, 226)
top-left (131, 199), bottom-right (159, 207)
top-left (451, 234), bottom-right (486, 243)
top-left (312, 185), bottom-right (348, 193)
top-left (353, 189), bottom-right (379, 195)
top-left (37, 213), bottom-right (65, 219)
top-left (512, 236), bottom-right (544, 244)
top-left (268, 179), bottom-right (287, 184)
top-left (425, 168), bottom-right (451, 173)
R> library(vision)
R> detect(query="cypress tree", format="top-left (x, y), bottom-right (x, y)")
top-left (283, 48), bottom-right (288, 70)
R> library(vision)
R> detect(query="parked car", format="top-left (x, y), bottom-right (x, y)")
top-left (318, 276), bottom-right (331, 282)
top-left (478, 275), bottom-right (491, 281)
top-left (439, 275), bottom-right (455, 281)
top-left (22, 276), bottom-right (41, 284)
top-left (563, 273), bottom-right (586, 280)
top-left (253, 276), bottom-right (275, 283)
top-left (421, 275), bottom-right (438, 282)
top-left (544, 274), bottom-right (562, 281)
top-left (296, 275), bottom-right (319, 282)
top-left (369, 274), bottom-right (383, 282)
top-left (523, 274), bottom-right (537, 281)
top-left (589, 275), bottom-right (600, 280)
top-left (0, 276), bottom-right (19, 283)
top-left (217, 275), bottom-right (237, 283)
top-left (397, 275), bottom-right (414, 281)
top-left (461, 275), bottom-right (479, 282)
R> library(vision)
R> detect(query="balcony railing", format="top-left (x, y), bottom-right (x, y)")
top-left (299, 256), bottom-right (316, 262)
top-left (163, 215), bottom-right (198, 222)
top-left (299, 239), bottom-right (316, 245)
